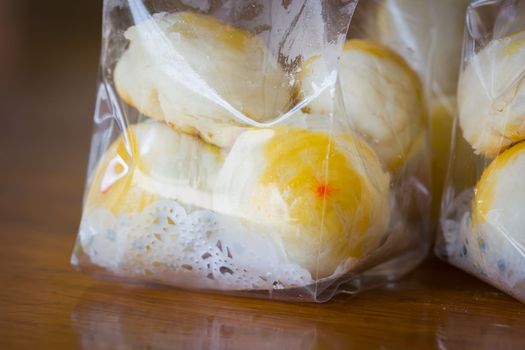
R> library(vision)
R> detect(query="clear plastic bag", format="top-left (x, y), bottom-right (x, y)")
top-left (72, 0), bottom-right (430, 302)
top-left (437, 0), bottom-right (525, 303)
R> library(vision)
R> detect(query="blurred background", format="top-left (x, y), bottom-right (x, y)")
top-left (0, 1), bottom-right (102, 228)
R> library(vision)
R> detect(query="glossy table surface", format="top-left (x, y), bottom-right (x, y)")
top-left (2, 2), bottom-right (525, 349)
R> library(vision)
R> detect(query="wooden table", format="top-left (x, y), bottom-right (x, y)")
top-left (2, 3), bottom-right (525, 349)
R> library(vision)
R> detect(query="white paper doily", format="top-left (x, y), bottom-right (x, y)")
top-left (79, 199), bottom-right (314, 290)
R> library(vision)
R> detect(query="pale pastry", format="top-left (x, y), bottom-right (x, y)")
top-left (85, 121), bottom-right (224, 215)
top-left (213, 127), bottom-right (391, 277)
top-left (466, 142), bottom-right (525, 294)
top-left (113, 12), bottom-right (294, 148)
top-left (473, 141), bottom-right (525, 250)
top-left (351, 0), bottom-right (469, 97)
top-left (458, 31), bottom-right (525, 158)
top-left (299, 39), bottom-right (424, 170)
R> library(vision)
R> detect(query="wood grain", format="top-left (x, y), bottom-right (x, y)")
top-left (1, 2), bottom-right (525, 349)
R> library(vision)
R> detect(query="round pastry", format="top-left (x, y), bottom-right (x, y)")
top-left (468, 141), bottom-right (525, 293)
top-left (473, 141), bottom-right (525, 244)
top-left (299, 39), bottom-right (425, 171)
top-left (350, 0), bottom-right (469, 97)
top-left (113, 11), bottom-right (294, 148)
top-left (458, 31), bottom-right (525, 158)
top-left (214, 127), bottom-right (391, 277)
top-left (85, 121), bottom-right (224, 214)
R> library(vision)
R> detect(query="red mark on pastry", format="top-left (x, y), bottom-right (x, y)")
top-left (316, 183), bottom-right (334, 198)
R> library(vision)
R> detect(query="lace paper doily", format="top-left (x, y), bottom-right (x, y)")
top-left (79, 199), bottom-right (313, 290)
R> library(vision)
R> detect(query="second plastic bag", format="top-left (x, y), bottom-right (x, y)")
top-left (437, 0), bottom-right (525, 303)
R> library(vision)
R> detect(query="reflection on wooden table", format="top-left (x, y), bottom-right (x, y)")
top-left (67, 259), bottom-right (525, 349)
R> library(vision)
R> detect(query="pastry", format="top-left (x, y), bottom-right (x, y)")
top-left (464, 141), bottom-right (525, 295)
top-left (114, 12), bottom-right (294, 148)
top-left (458, 31), bottom-right (525, 158)
top-left (299, 39), bottom-right (424, 170)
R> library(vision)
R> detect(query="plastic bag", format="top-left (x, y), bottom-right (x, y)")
top-left (437, 0), bottom-right (525, 303)
top-left (72, 0), bottom-right (430, 302)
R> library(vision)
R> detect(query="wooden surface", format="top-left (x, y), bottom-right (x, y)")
top-left (2, 2), bottom-right (525, 349)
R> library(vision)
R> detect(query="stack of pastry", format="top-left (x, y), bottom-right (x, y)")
top-left (77, 11), bottom-right (425, 291)
top-left (452, 31), bottom-right (525, 299)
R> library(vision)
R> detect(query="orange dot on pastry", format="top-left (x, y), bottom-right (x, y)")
top-left (315, 182), bottom-right (334, 198)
